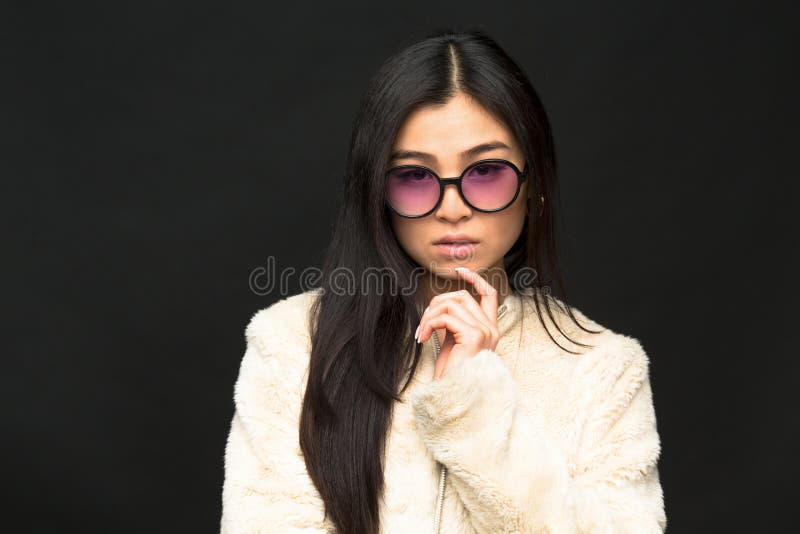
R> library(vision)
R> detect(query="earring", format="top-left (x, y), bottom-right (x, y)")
top-left (528, 195), bottom-right (545, 217)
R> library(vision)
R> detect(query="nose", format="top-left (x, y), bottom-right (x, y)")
top-left (434, 183), bottom-right (472, 222)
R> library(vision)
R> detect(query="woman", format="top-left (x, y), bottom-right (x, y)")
top-left (221, 28), bottom-right (666, 534)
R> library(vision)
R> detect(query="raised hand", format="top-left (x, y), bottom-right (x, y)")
top-left (415, 266), bottom-right (501, 380)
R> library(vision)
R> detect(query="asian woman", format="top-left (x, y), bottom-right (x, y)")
top-left (221, 28), bottom-right (666, 534)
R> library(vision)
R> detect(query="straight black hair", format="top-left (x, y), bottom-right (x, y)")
top-left (299, 27), bottom-right (603, 534)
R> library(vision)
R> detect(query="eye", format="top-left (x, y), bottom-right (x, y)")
top-left (393, 168), bottom-right (434, 182)
top-left (470, 163), bottom-right (504, 178)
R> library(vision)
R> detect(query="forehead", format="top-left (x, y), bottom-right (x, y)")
top-left (392, 94), bottom-right (517, 158)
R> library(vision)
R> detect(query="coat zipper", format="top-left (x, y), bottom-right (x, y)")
top-left (431, 329), bottom-right (445, 534)
top-left (431, 302), bottom-right (508, 534)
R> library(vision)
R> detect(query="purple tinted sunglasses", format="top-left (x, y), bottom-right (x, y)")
top-left (384, 158), bottom-right (529, 218)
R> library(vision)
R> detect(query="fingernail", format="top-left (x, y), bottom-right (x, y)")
top-left (414, 325), bottom-right (420, 341)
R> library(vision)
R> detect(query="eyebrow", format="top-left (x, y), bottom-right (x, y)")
top-left (389, 140), bottom-right (511, 164)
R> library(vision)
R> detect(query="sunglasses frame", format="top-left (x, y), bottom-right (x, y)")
top-left (384, 158), bottom-right (529, 219)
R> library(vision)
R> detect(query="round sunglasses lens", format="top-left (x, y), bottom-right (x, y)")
top-left (385, 167), bottom-right (439, 216)
top-left (461, 162), bottom-right (519, 210)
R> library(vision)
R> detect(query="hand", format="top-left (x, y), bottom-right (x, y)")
top-left (415, 267), bottom-right (500, 380)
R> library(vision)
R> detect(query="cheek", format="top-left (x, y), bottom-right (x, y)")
top-left (485, 199), bottom-right (528, 251)
top-left (390, 215), bottom-right (424, 256)
top-left (390, 215), bottom-right (443, 269)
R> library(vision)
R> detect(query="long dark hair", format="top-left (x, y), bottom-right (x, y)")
top-left (299, 27), bottom-right (603, 534)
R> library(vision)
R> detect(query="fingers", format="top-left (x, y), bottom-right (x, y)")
top-left (414, 266), bottom-right (503, 347)
top-left (415, 268), bottom-right (504, 380)
top-left (417, 299), bottom-right (491, 344)
top-left (427, 289), bottom-right (491, 325)
top-left (453, 267), bottom-right (498, 321)
top-left (417, 313), bottom-right (483, 348)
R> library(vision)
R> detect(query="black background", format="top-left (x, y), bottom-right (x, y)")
top-left (5, 1), bottom-right (798, 532)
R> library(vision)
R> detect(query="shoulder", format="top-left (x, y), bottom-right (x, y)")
top-left (518, 296), bottom-right (658, 445)
top-left (232, 290), bottom-right (322, 425)
top-left (521, 293), bottom-right (652, 387)
top-left (559, 303), bottom-right (653, 407)
top-left (228, 292), bottom-right (324, 485)
top-left (244, 288), bottom-right (322, 358)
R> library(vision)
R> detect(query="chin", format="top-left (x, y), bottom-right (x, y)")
top-left (428, 260), bottom-right (481, 276)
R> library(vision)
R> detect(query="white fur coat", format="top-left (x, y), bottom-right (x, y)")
top-left (220, 289), bottom-right (666, 533)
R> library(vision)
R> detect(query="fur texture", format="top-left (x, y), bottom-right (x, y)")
top-left (220, 289), bottom-right (666, 533)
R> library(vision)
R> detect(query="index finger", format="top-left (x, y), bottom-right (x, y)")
top-left (453, 266), bottom-right (498, 321)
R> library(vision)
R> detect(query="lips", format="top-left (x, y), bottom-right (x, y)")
top-left (433, 233), bottom-right (478, 245)
top-left (433, 241), bottom-right (478, 258)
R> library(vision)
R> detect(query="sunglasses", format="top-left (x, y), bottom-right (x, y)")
top-left (384, 158), bottom-right (529, 218)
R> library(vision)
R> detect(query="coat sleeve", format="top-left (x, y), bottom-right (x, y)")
top-left (409, 336), bottom-right (666, 534)
top-left (220, 312), bottom-right (329, 533)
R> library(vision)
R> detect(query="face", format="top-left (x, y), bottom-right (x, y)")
top-left (387, 92), bottom-right (529, 298)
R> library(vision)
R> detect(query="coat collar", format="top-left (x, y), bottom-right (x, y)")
top-left (497, 287), bottom-right (523, 339)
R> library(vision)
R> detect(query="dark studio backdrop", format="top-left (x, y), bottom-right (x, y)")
top-left (5, 1), bottom-right (797, 532)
